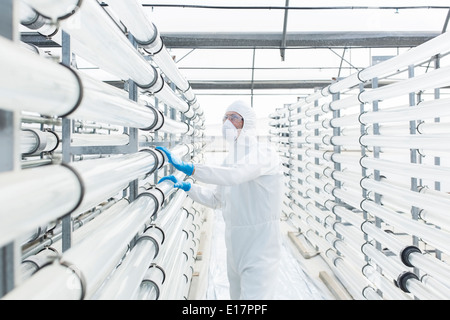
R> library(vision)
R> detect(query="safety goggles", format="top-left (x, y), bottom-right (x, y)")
top-left (222, 114), bottom-right (243, 122)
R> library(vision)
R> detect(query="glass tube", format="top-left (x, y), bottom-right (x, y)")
top-left (329, 113), bottom-right (359, 128)
top-left (361, 221), bottom-right (403, 254)
top-left (21, 129), bottom-right (59, 155)
top-left (326, 32), bottom-right (450, 95)
top-left (359, 31), bottom-right (450, 81)
top-left (330, 135), bottom-right (360, 148)
top-left (51, 199), bottom-right (129, 254)
top-left (330, 151), bottom-right (361, 165)
top-left (362, 265), bottom-right (412, 300)
top-left (334, 223), bottom-right (366, 249)
top-left (71, 73), bottom-right (156, 129)
top-left (152, 84), bottom-right (190, 114)
top-left (361, 199), bottom-right (450, 256)
top-left (0, 36), bottom-right (79, 116)
top-left (360, 98), bottom-right (450, 124)
top-left (417, 121), bottom-right (450, 135)
top-left (62, 194), bottom-right (157, 299)
top-left (409, 255), bottom-right (450, 290)
top-left (360, 134), bottom-right (449, 152)
top-left (329, 73), bottom-right (360, 93)
top-left (21, 130), bottom-right (39, 154)
top-left (94, 229), bottom-right (162, 300)
top-left (403, 278), bottom-right (438, 300)
top-left (332, 205), bottom-right (364, 227)
top-left (159, 118), bottom-right (190, 135)
top-left (0, 165), bottom-right (81, 248)
top-left (332, 170), bottom-right (362, 187)
top-left (421, 275), bottom-right (450, 299)
top-left (361, 243), bottom-right (403, 281)
top-left (362, 178), bottom-right (450, 217)
top-left (23, 0), bottom-right (80, 21)
top-left (70, 151), bottom-right (159, 215)
top-left (361, 157), bottom-right (450, 182)
top-left (58, 0), bottom-right (156, 87)
top-left (106, 0), bottom-right (190, 92)
top-left (136, 267), bottom-right (164, 300)
top-left (2, 262), bottom-right (82, 300)
top-left (333, 187), bottom-right (363, 210)
top-left (329, 95), bottom-right (360, 111)
top-left (361, 66), bottom-right (450, 104)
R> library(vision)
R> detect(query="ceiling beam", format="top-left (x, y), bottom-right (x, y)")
top-left (185, 80), bottom-right (396, 90)
top-left (161, 31), bottom-right (439, 49)
top-left (21, 31), bottom-right (439, 49)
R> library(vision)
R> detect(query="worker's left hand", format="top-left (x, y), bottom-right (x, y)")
top-left (158, 175), bottom-right (191, 191)
top-left (156, 146), bottom-right (194, 176)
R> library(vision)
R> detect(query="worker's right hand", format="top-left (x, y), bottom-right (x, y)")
top-left (158, 175), bottom-right (191, 192)
top-left (156, 146), bottom-right (194, 176)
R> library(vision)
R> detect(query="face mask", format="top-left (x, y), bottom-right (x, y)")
top-left (222, 119), bottom-right (238, 143)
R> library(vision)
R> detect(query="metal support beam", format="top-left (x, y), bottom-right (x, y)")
top-left (160, 31), bottom-right (439, 49)
top-left (186, 79), bottom-right (396, 90)
top-left (280, 0), bottom-right (289, 61)
top-left (21, 31), bottom-right (439, 49)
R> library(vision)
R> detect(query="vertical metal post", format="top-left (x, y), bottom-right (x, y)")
top-left (408, 65), bottom-right (420, 251)
top-left (433, 55), bottom-right (442, 261)
top-left (250, 48), bottom-right (256, 108)
top-left (370, 78), bottom-right (383, 257)
top-left (331, 88), bottom-right (342, 246)
top-left (127, 33), bottom-right (139, 202)
top-left (332, 91), bottom-right (341, 199)
top-left (61, 31), bottom-right (73, 252)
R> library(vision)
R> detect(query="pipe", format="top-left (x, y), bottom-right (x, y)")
top-left (158, 117), bottom-right (194, 135)
top-left (0, 36), bottom-right (167, 129)
top-left (106, 0), bottom-right (196, 102)
top-left (136, 264), bottom-right (165, 300)
top-left (361, 199), bottom-right (450, 256)
top-left (331, 65), bottom-right (450, 111)
top-left (362, 264), bottom-right (412, 300)
top-left (49, 199), bottom-right (130, 255)
top-left (360, 98), bottom-right (450, 125)
top-left (2, 260), bottom-right (84, 300)
top-left (71, 73), bottom-right (162, 130)
top-left (396, 271), bottom-right (440, 300)
top-left (20, 248), bottom-right (59, 282)
top-left (0, 149), bottom-right (164, 248)
top-left (421, 274), bottom-right (450, 299)
top-left (361, 177), bottom-right (450, 221)
top-left (93, 226), bottom-right (164, 300)
top-left (19, 1), bottom-right (47, 29)
top-left (0, 165), bottom-right (82, 248)
top-left (3, 193), bottom-right (160, 300)
top-left (360, 156), bottom-right (450, 182)
top-left (324, 249), bottom-right (367, 300)
top-left (0, 36), bottom-right (80, 116)
top-left (416, 121), bottom-right (450, 135)
top-left (73, 149), bottom-right (165, 215)
top-left (21, 128), bottom-right (59, 156)
top-left (326, 31), bottom-right (450, 94)
top-left (24, 0), bottom-right (191, 115)
top-left (360, 133), bottom-right (450, 152)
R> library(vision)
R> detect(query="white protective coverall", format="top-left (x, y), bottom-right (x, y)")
top-left (187, 100), bottom-right (284, 300)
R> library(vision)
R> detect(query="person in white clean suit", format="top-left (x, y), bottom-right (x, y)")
top-left (157, 100), bottom-right (283, 300)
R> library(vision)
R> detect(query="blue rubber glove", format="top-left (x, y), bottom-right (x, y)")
top-left (158, 175), bottom-right (191, 192)
top-left (156, 146), bottom-right (194, 176)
